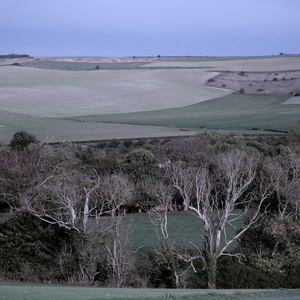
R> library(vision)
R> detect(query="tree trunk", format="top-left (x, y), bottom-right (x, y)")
top-left (206, 255), bottom-right (217, 289)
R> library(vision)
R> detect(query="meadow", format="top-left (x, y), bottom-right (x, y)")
top-left (1, 55), bottom-right (300, 143)
top-left (118, 211), bottom-right (244, 252)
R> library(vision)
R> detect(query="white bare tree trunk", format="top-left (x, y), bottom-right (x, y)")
top-left (170, 147), bottom-right (271, 289)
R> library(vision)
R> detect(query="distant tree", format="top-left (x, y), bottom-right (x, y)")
top-left (109, 139), bottom-right (120, 148)
top-left (9, 131), bottom-right (39, 151)
top-left (115, 149), bottom-right (158, 181)
top-left (123, 140), bottom-right (133, 148)
top-left (208, 131), bottom-right (245, 152)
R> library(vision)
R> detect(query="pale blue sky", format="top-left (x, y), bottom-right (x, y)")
top-left (1, 0), bottom-right (299, 56)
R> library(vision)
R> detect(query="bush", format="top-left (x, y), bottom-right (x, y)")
top-left (9, 131), bottom-right (39, 151)
top-left (123, 140), bottom-right (134, 148)
top-left (0, 212), bottom-right (74, 282)
top-left (149, 138), bottom-right (160, 145)
top-left (109, 139), bottom-right (120, 148)
top-left (96, 141), bottom-right (107, 149)
top-left (135, 139), bottom-right (146, 147)
top-left (115, 148), bottom-right (158, 180)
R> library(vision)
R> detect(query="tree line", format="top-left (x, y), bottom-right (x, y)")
top-left (0, 129), bottom-right (300, 288)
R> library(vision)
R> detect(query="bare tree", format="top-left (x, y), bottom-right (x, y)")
top-left (265, 148), bottom-right (300, 220)
top-left (170, 147), bottom-right (271, 289)
top-left (264, 147), bottom-right (300, 256)
top-left (170, 162), bottom-right (196, 211)
top-left (6, 143), bottom-right (108, 284)
top-left (143, 179), bottom-right (187, 288)
top-left (98, 174), bottom-right (136, 287)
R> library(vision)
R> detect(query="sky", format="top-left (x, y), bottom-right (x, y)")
top-left (1, 0), bottom-right (300, 57)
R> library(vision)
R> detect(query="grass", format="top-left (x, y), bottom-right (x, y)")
top-left (121, 212), bottom-right (243, 252)
top-left (21, 60), bottom-right (149, 70)
top-left (0, 281), bottom-right (299, 300)
top-left (1, 56), bottom-right (300, 143)
top-left (71, 94), bottom-right (295, 132)
top-left (0, 110), bottom-right (198, 144)
top-left (0, 67), bottom-right (228, 117)
top-left (284, 96), bottom-right (300, 104)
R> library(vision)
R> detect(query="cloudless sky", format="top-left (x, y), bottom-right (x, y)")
top-left (1, 0), bottom-right (299, 56)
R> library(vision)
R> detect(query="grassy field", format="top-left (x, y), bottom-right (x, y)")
top-left (0, 110), bottom-right (198, 144)
top-left (71, 94), bottom-right (295, 132)
top-left (0, 66), bottom-right (228, 117)
top-left (1, 55), bottom-right (300, 143)
top-left (120, 211), bottom-right (243, 252)
top-left (0, 281), bottom-right (300, 300)
top-left (21, 60), bottom-right (149, 70)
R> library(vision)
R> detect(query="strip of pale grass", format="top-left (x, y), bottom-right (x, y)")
top-left (284, 96), bottom-right (300, 104)
top-left (0, 281), bottom-right (299, 300)
top-left (72, 94), bottom-right (296, 132)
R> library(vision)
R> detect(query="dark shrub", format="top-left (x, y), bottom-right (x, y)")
top-left (0, 212), bottom-right (74, 282)
top-left (135, 139), bottom-right (146, 147)
top-left (123, 140), bottom-right (134, 148)
top-left (9, 131), bottom-right (39, 151)
top-left (97, 141), bottom-right (107, 149)
top-left (109, 139), bottom-right (120, 148)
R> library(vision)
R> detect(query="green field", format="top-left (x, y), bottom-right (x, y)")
top-left (21, 60), bottom-right (148, 70)
top-left (1, 55), bottom-right (300, 143)
top-left (0, 281), bottom-right (299, 300)
top-left (120, 212), bottom-right (243, 252)
top-left (71, 94), bottom-right (295, 131)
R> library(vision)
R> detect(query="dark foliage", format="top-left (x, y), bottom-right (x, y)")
top-left (9, 131), bottom-right (39, 151)
top-left (0, 212), bottom-right (75, 282)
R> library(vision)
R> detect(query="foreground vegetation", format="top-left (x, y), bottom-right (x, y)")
top-left (1, 281), bottom-right (300, 300)
top-left (1, 129), bottom-right (300, 289)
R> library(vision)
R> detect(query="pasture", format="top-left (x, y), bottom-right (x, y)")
top-left (0, 281), bottom-right (300, 300)
top-left (1, 55), bottom-right (300, 143)
top-left (120, 211), bottom-right (243, 252)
